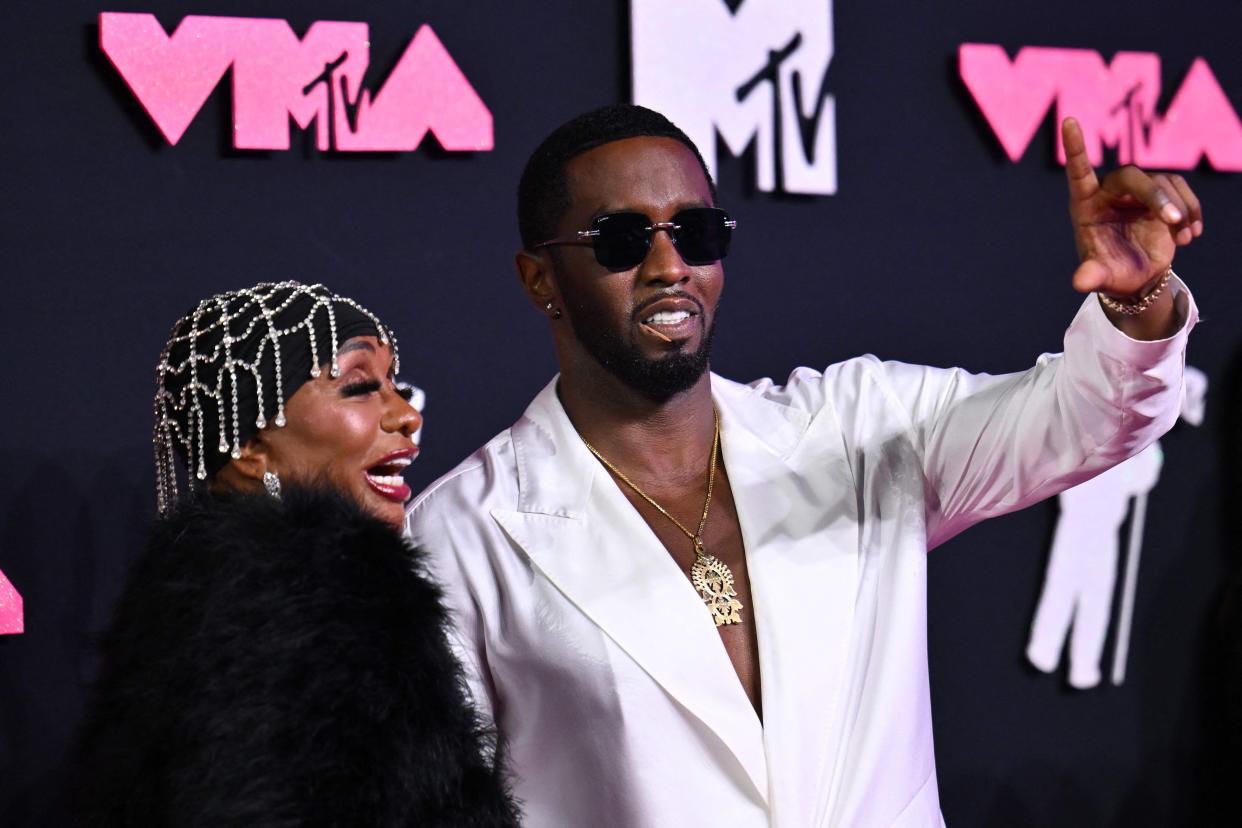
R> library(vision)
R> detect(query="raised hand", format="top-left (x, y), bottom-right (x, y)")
top-left (1062, 117), bottom-right (1203, 298)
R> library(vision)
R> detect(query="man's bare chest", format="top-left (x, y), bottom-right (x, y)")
top-left (613, 472), bottom-right (763, 715)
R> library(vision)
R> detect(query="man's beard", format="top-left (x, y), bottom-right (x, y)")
top-left (562, 289), bottom-right (716, 402)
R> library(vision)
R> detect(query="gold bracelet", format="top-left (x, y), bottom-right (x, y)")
top-left (1097, 269), bottom-right (1174, 317)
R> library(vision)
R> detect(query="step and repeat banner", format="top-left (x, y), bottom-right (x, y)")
top-left (2, 1), bottom-right (1240, 824)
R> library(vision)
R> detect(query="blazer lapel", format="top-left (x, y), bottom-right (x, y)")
top-left (490, 379), bottom-right (769, 804)
top-left (714, 375), bottom-right (860, 819)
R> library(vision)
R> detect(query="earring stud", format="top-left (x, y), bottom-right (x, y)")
top-left (263, 470), bottom-right (282, 500)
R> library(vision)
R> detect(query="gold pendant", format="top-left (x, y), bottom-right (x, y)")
top-left (690, 543), bottom-right (744, 626)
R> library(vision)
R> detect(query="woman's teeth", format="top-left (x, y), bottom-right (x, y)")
top-left (366, 473), bottom-right (406, 487)
top-left (365, 455), bottom-right (413, 487)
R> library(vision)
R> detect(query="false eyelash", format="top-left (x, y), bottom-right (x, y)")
top-left (395, 382), bottom-right (415, 402)
top-left (341, 379), bottom-right (382, 397)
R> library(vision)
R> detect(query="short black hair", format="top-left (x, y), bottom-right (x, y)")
top-left (516, 104), bottom-right (716, 250)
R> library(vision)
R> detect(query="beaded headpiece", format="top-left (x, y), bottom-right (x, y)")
top-left (153, 281), bottom-right (398, 515)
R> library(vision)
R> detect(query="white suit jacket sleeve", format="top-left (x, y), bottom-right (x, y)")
top-left (797, 283), bottom-right (1197, 550)
top-left (407, 474), bottom-right (499, 730)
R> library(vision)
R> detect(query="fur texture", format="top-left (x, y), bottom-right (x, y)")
top-left (71, 486), bottom-right (520, 827)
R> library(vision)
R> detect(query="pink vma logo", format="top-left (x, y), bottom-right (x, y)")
top-left (0, 568), bottom-right (21, 636)
top-left (99, 12), bottom-right (493, 152)
top-left (959, 43), bottom-right (1242, 171)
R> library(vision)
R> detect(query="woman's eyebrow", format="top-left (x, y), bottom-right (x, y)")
top-left (336, 340), bottom-right (376, 357)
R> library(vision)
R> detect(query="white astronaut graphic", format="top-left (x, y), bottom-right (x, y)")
top-left (1026, 366), bottom-right (1207, 688)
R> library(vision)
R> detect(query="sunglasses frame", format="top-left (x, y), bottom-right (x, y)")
top-left (533, 207), bottom-right (738, 270)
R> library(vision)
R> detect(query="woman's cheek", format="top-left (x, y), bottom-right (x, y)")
top-left (332, 405), bottom-right (382, 454)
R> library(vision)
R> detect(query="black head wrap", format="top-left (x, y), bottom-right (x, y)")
top-left (153, 282), bottom-right (397, 513)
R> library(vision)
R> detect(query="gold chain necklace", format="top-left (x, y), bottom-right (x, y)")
top-left (581, 409), bottom-right (744, 627)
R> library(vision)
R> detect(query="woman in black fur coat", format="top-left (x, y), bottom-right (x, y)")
top-left (71, 283), bottom-right (520, 826)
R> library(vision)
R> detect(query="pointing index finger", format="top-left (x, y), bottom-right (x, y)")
top-left (1062, 117), bottom-right (1099, 201)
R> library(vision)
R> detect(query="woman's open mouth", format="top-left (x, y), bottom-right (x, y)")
top-left (364, 448), bottom-right (417, 503)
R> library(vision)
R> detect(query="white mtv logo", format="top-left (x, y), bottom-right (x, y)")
top-left (632, 0), bottom-right (837, 195)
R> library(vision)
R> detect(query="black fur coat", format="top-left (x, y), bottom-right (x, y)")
top-left (71, 487), bottom-right (520, 827)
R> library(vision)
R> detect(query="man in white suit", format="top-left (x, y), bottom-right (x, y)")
top-left (406, 104), bottom-right (1200, 826)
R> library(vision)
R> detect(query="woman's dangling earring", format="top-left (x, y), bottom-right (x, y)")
top-left (263, 471), bottom-right (282, 500)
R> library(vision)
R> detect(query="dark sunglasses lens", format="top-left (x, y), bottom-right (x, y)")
top-left (673, 208), bottom-right (733, 265)
top-left (593, 213), bottom-right (652, 269)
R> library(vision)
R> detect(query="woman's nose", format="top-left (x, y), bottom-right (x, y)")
top-left (386, 388), bottom-right (423, 437)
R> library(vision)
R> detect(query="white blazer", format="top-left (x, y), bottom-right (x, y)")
top-left (406, 288), bottom-right (1195, 827)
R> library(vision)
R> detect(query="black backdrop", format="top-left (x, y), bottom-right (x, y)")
top-left (3, 2), bottom-right (1240, 825)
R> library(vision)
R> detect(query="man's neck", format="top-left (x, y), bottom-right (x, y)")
top-left (556, 363), bottom-right (717, 486)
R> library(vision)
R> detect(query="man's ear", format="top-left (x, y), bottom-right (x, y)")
top-left (515, 248), bottom-right (561, 313)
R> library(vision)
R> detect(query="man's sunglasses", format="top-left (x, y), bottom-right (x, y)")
top-left (533, 207), bottom-right (738, 271)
